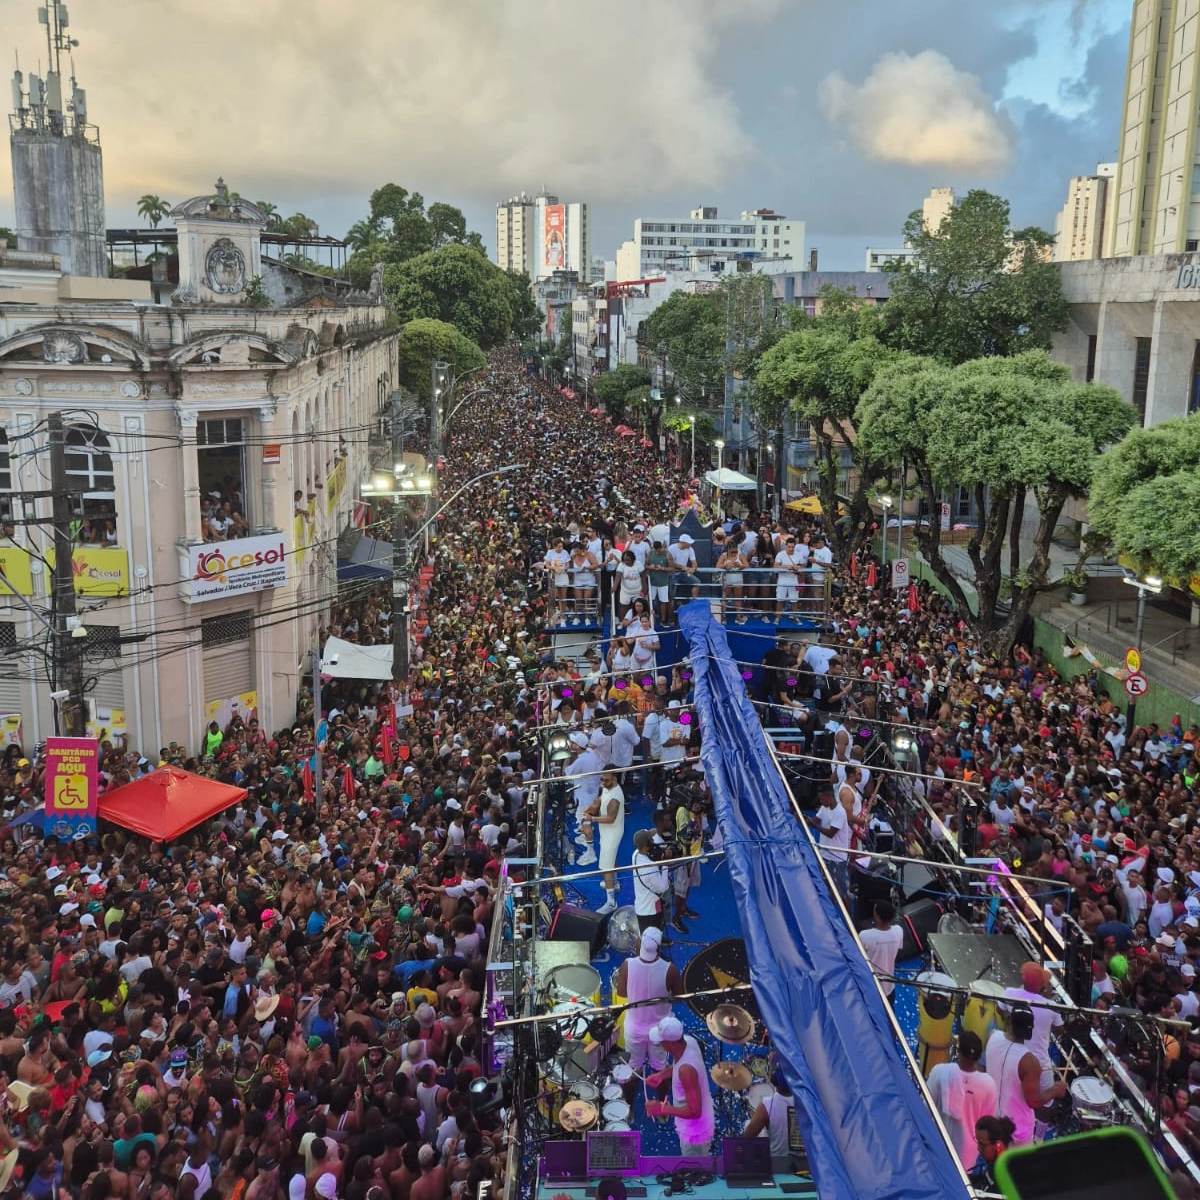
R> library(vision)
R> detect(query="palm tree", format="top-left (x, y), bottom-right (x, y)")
top-left (136, 194), bottom-right (171, 229)
top-left (344, 218), bottom-right (382, 252)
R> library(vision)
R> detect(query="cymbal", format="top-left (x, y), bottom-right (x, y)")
top-left (559, 1100), bottom-right (598, 1131)
top-left (706, 1003), bottom-right (755, 1044)
top-left (710, 1062), bottom-right (752, 1092)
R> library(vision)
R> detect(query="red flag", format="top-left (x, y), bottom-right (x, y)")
top-left (908, 582), bottom-right (920, 613)
top-left (301, 761), bottom-right (314, 803)
top-left (849, 554), bottom-right (857, 580)
top-left (380, 724), bottom-right (394, 766)
top-left (866, 562), bottom-right (878, 589)
top-left (342, 764), bottom-right (356, 798)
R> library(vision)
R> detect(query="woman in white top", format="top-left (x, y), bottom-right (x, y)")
top-left (608, 636), bottom-right (635, 674)
top-left (588, 767), bottom-right (626, 915)
top-left (632, 614), bottom-right (660, 672)
top-left (622, 597), bottom-right (653, 633)
top-left (616, 549), bottom-right (644, 610)
top-left (570, 543), bottom-right (598, 622)
top-left (544, 537), bottom-right (571, 622)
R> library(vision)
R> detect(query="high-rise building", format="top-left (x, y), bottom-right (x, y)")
top-left (1053, 164), bottom-right (1117, 261)
top-left (615, 207), bottom-right (802, 279)
top-left (922, 187), bottom-right (956, 234)
top-left (1110, 0), bottom-right (1200, 256)
top-left (495, 193), bottom-right (535, 277)
top-left (8, 0), bottom-right (106, 277)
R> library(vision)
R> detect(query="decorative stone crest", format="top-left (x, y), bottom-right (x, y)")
top-left (42, 331), bottom-right (85, 364)
top-left (204, 238), bottom-right (246, 295)
top-left (120, 380), bottom-right (143, 399)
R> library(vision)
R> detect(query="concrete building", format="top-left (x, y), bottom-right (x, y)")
top-left (8, 0), bottom-right (106, 277)
top-left (495, 193), bottom-right (535, 277)
top-left (1054, 164), bottom-right (1118, 262)
top-left (531, 194), bottom-right (590, 284)
top-left (1110, 0), bottom-right (1200, 256)
top-left (774, 270), bottom-right (892, 316)
top-left (532, 269), bottom-right (585, 345)
top-left (1052, 253), bottom-right (1200, 426)
top-left (0, 181), bottom-right (398, 752)
top-left (922, 187), bottom-right (956, 233)
top-left (865, 247), bottom-right (916, 272)
top-left (615, 207), bottom-right (802, 279)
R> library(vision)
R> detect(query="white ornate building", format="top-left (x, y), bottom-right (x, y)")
top-left (0, 180), bottom-right (398, 753)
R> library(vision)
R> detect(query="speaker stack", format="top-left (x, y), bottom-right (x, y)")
top-left (547, 904), bottom-right (609, 959)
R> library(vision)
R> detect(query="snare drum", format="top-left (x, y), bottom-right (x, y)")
top-left (551, 1002), bottom-right (591, 1043)
top-left (1071, 1077), bottom-right (1115, 1129)
top-left (747, 1081), bottom-right (773, 1111)
top-left (605, 1120), bottom-right (631, 1131)
top-left (602, 1099), bottom-right (631, 1126)
top-left (602, 1083), bottom-right (624, 1103)
top-left (961, 980), bottom-right (1006, 1045)
top-left (545, 963), bottom-right (602, 1007)
top-left (610, 1063), bottom-right (634, 1085)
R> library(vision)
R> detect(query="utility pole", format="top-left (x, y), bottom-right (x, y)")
top-left (392, 392), bottom-right (410, 691)
top-left (431, 360), bottom-right (449, 468)
top-left (311, 647), bottom-right (322, 797)
top-left (48, 412), bottom-right (86, 737)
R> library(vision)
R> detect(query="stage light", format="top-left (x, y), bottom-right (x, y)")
top-left (893, 735), bottom-right (913, 753)
top-left (545, 731), bottom-right (572, 763)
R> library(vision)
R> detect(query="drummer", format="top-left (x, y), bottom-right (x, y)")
top-left (743, 1071), bottom-right (797, 1175)
top-left (614, 928), bottom-right (681, 1080)
top-left (1002, 962), bottom-right (1063, 1087)
top-left (645, 1016), bottom-right (716, 1156)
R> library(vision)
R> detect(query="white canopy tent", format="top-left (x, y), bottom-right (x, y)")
top-left (704, 467), bottom-right (757, 491)
top-left (320, 635), bottom-right (393, 681)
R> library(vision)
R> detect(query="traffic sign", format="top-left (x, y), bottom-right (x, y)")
top-left (1125, 647), bottom-right (1141, 674)
top-left (1124, 671), bottom-right (1148, 699)
top-left (891, 558), bottom-right (909, 589)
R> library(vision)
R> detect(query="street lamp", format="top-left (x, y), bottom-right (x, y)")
top-left (879, 495), bottom-right (894, 571)
top-left (689, 414), bottom-right (696, 479)
top-left (714, 439), bottom-right (725, 513)
top-left (1123, 572), bottom-right (1163, 652)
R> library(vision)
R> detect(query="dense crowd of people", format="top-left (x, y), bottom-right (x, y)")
top-left (0, 344), bottom-right (1198, 1196)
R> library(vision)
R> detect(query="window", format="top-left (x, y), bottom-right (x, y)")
top-left (0, 621), bottom-right (18, 715)
top-left (65, 426), bottom-right (120, 547)
top-left (1086, 334), bottom-right (1098, 383)
top-left (0, 429), bottom-right (9, 520)
top-left (1132, 337), bottom-right (1152, 424)
top-left (1189, 341), bottom-right (1200, 414)
top-left (201, 609), bottom-right (255, 705)
top-left (955, 486), bottom-right (972, 520)
top-left (197, 418), bottom-right (249, 541)
top-left (80, 624), bottom-right (124, 714)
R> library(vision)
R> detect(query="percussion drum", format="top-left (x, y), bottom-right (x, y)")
top-left (610, 1064), bottom-right (635, 1085)
top-left (602, 1083), bottom-right (624, 1103)
top-left (602, 1099), bottom-right (631, 1126)
top-left (551, 1002), bottom-right (591, 1043)
top-left (747, 1081), bottom-right (773, 1111)
top-left (1071, 1077), bottom-right (1116, 1129)
top-left (915, 971), bottom-right (956, 1078)
top-left (610, 968), bottom-right (628, 1050)
top-left (961, 980), bottom-right (1006, 1045)
top-left (572, 1081), bottom-right (600, 1105)
top-left (605, 1120), bottom-right (631, 1132)
top-left (538, 1060), bottom-right (582, 1124)
top-left (545, 963), bottom-right (602, 1007)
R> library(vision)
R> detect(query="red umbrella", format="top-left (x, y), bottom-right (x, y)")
top-left (590, 407), bottom-right (601, 416)
top-left (341, 763), bottom-right (356, 798)
top-left (616, 427), bottom-right (636, 438)
top-left (866, 562), bottom-right (878, 589)
top-left (849, 554), bottom-right (857, 580)
top-left (908, 582), bottom-right (920, 613)
top-left (639, 437), bottom-right (654, 448)
top-left (380, 723), bottom-right (394, 766)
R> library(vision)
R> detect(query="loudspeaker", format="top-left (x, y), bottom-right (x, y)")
top-left (548, 904), bottom-right (608, 959)
top-left (811, 729), bottom-right (835, 759)
top-left (899, 897), bottom-right (944, 959)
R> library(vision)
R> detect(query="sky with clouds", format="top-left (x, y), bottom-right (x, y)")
top-left (0, 0), bottom-right (1131, 270)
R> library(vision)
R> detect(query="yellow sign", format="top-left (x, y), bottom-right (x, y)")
top-left (87, 707), bottom-right (126, 742)
top-left (45, 547), bottom-right (130, 597)
top-left (1125, 647), bottom-right (1142, 674)
top-left (204, 691), bottom-right (258, 730)
top-left (294, 512), bottom-right (312, 567)
top-left (326, 458), bottom-right (346, 515)
top-left (0, 545), bottom-right (35, 596)
top-left (0, 715), bottom-right (23, 747)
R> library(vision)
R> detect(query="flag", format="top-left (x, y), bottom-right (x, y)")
top-left (908, 582), bottom-right (920, 613)
top-left (380, 724), bottom-right (394, 766)
top-left (849, 554), bottom-right (857, 580)
top-left (301, 761), bottom-right (314, 803)
top-left (866, 562), bottom-right (878, 589)
top-left (341, 764), bottom-right (356, 798)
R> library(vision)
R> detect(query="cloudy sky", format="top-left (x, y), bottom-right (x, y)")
top-left (1, 0), bottom-right (1129, 269)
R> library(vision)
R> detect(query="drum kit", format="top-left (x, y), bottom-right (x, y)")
top-left (703, 1003), bottom-right (777, 1137)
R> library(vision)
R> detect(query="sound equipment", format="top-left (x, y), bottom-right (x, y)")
top-left (899, 896), bottom-right (944, 959)
top-left (1064, 926), bottom-right (1094, 1008)
top-left (548, 905), bottom-right (609, 959)
top-left (810, 729), bottom-right (835, 759)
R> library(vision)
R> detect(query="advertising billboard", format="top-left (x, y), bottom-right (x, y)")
top-left (543, 204), bottom-right (566, 271)
top-left (44, 735), bottom-right (99, 839)
top-left (189, 532), bottom-right (287, 602)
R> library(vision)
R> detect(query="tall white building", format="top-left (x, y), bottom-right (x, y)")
top-left (615, 207), bottom-right (802, 280)
top-left (495, 193), bottom-right (536, 277)
top-left (1110, 0), bottom-right (1200, 256)
top-left (922, 187), bottom-right (956, 234)
top-left (1054, 164), bottom-right (1117, 262)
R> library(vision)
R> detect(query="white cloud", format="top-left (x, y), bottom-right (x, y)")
top-left (0, 0), bottom-right (784, 226)
top-left (818, 50), bottom-right (1016, 174)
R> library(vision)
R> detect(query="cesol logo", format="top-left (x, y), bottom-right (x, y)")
top-left (194, 541), bottom-right (285, 585)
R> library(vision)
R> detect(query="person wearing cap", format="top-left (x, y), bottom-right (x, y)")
top-left (924, 1030), bottom-right (998, 1169)
top-left (1001, 963), bottom-right (1064, 1092)
top-left (631, 829), bottom-right (669, 934)
top-left (667, 533), bottom-right (700, 617)
top-left (984, 1003), bottom-right (1067, 1144)
top-left (564, 731), bottom-right (603, 868)
top-left (615, 926), bottom-right (681, 1079)
top-left (645, 1015), bottom-right (715, 1155)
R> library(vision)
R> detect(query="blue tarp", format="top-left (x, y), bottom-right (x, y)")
top-left (679, 602), bottom-right (968, 1200)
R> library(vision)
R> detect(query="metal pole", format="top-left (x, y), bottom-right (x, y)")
top-left (1135, 586), bottom-right (1147, 652)
top-left (392, 392), bottom-right (410, 691)
top-left (48, 412), bottom-right (85, 737)
top-left (312, 647), bottom-right (323, 799)
top-left (897, 459), bottom-right (906, 564)
top-left (690, 418), bottom-right (695, 479)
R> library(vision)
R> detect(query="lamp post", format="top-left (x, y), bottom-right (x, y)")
top-left (1122, 572), bottom-right (1163, 727)
top-left (879, 495), bottom-right (893, 572)
top-left (714, 438), bottom-right (725, 515)
top-left (689, 414), bottom-right (696, 479)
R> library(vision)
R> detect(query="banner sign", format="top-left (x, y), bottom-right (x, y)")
top-left (0, 545), bottom-right (35, 595)
top-left (189, 533), bottom-right (287, 602)
top-left (543, 204), bottom-right (565, 270)
top-left (44, 736), bottom-right (99, 839)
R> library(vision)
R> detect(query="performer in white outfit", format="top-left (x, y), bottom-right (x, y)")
top-left (614, 928), bottom-right (681, 1074)
top-left (586, 767), bottom-right (626, 915)
top-left (646, 1016), bottom-right (716, 1155)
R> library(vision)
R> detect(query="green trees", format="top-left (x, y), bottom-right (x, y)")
top-left (1089, 414), bottom-right (1200, 586)
top-left (756, 328), bottom-right (893, 559)
top-left (640, 291), bottom-right (725, 402)
top-left (857, 352), bottom-right (1132, 652)
top-left (384, 245), bottom-right (523, 350)
top-left (881, 190), bottom-right (1067, 364)
top-left (397, 319), bottom-right (486, 400)
top-left (592, 364), bottom-right (652, 424)
top-left (136, 195), bottom-right (171, 229)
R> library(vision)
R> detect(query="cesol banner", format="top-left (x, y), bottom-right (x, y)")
top-left (190, 533), bottom-right (287, 601)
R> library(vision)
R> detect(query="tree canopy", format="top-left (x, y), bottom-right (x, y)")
top-left (592, 364), bottom-right (651, 423)
top-left (640, 291), bottom-right (725, 401)
top-left (136, 194), bottom-right (171, 229)
top-left (384, 245), bottom-right (526, 350)
top-left (880, 190), bottom-right (1067, 364)
top-left (1089, 413), bottom-right (1200, 585)
top-left (396, 318), bottom-right (487, 400)
top-left (857, 351), bottom-right (1133, 651)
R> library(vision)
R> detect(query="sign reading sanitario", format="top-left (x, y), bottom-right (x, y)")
top-left (189, 533), bottom-right (287, 601)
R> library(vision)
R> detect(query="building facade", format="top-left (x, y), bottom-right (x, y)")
top-left (495, 193), bottom-right (535, 277)
top-left (1111, 0), bottom-right (1200, 256)
top-left (0, 184), bottom-right (398, 754)
top-left (1054, 164), bottom-right (1118, 262)
top-left (1052, 252), bottom-right (1200, 426)
top-left (615, 207), bottom-right (802, 279)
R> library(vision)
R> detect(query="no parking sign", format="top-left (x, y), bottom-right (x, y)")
top-left (891, 558), bottom-right (910, 589)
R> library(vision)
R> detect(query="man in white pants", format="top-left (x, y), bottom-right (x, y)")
top-left (614, 928), bottom-right (680, 1079)
top-left (564, 731), bottom-right (602, 866)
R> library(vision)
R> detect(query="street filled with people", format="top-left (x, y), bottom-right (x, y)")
top-left (0, 349), bottom-right (1196, 1195)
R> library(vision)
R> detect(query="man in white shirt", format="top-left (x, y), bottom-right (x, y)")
top-left (816, 782), bottom-right (850, 896)
top-left (808, 533), bottom-right (833, 587)
top-left (631, 829), bottom-right (669, 933)
top-left (773, 536), bottom-right (806, 617)
top-left (858, 901), bottom-right (905, 1002)
top-left (564, 733), bottom-right (602, 866)
top-left (1001, 962), bottom-right (1063, 1087)
top-left (667, 534), bottom-right (701, 613)
top-left (926, 1031), bottom-right (998, 1169)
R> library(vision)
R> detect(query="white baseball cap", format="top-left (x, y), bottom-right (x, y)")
top-left (649, 1016), bottom-right (684, 1044)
